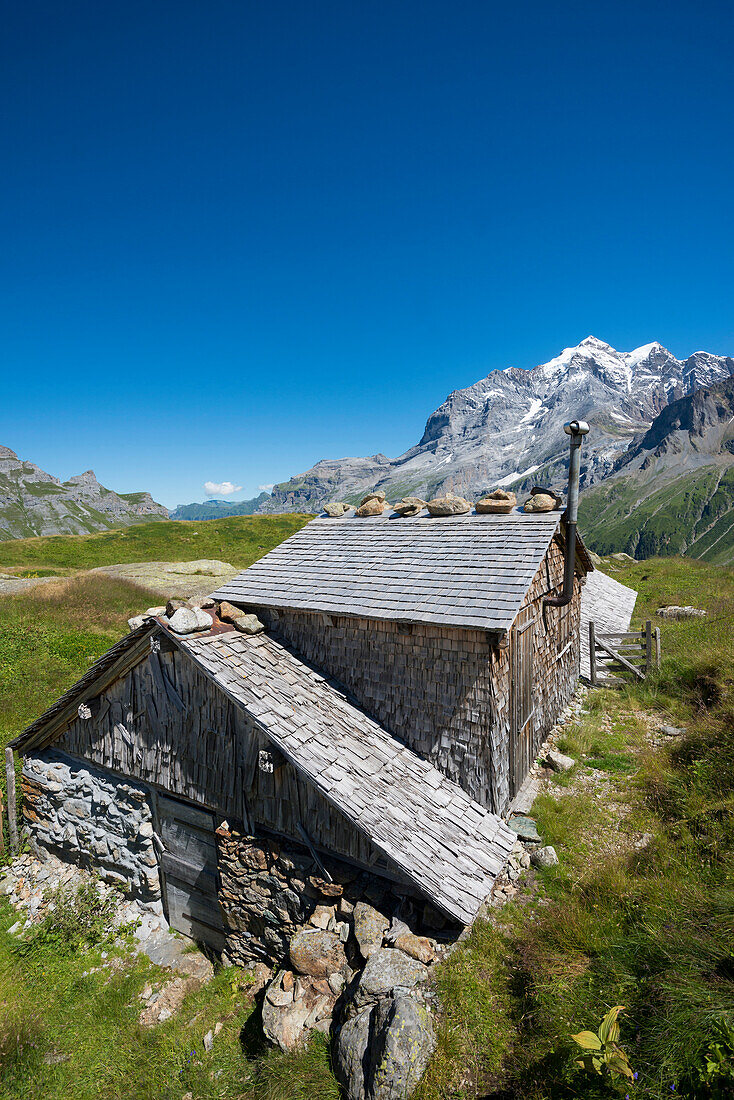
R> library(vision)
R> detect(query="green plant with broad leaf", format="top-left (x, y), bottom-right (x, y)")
top-left (571, 1005), bottom-right (634, 1082)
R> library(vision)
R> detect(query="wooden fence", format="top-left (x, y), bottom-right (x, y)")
top-left (588, 620), bottom-right (661, 685)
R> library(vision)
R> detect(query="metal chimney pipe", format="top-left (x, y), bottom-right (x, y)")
top-left (544, 419), bottom-right (589, 608)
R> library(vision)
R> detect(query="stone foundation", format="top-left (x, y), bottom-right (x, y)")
top-left (21, 749), bottom-right (162, 908)
top-left (215, 822), bottom-right (446, 967)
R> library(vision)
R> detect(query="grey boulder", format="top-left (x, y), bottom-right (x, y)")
top-left (324, 502), bottom-right (350, 517)
top-left (168, 607), bottom-right (201, 634)
top-left (354, 948), bottom-right (428, 1006)
top-left (193, 608), bottom-right (214, 631)
top-left (355, 498), bottom-right (385, 517)
top-left (546, 749), bottom-right (575, 772)
top-left (426, 493), bottom-right (471, 516)
top-left (391, 497), bottom-right (426, 517)
top-left (369, 992), bottom-right (435, 1100)
top-left (333, 991), bottom-right (435, 1100)
top-left (218, 600), bottom-right (244, 623)
top-left (333, 1004), bottom-right (375, 1100)
top-left (353, 902), bottom-right (390, 961)
top-left (656, 605), bottom-right (707, 619)
top-left (289, 929), bottom-right (347, 979)
top-left (531, 845), bottom-right (559, 869)
top-left (233, 613), bottom-right (265, 635)
top-left (523, 492), bottom-right (556, 513)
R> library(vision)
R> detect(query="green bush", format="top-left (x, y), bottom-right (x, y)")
top-left (17, 879), bottom-right (120, 955)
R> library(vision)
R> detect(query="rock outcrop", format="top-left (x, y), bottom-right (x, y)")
top-left (259, 338), bottom-right (734, 515)
top-left (0, 445), bottom-right (168, 539)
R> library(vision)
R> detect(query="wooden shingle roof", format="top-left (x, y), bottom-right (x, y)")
top-left (213, 508), bottom-right (581, 633)
top-left (11, 621), bottom-right (157, 753)
top-left (175, 628), bottom-right (516, 924)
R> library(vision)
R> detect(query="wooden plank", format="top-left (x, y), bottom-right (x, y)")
top-left (18, 630), bottom-right (155, 752)
top-left (597, 631), bottom-right (644, 641)
top-left (157, 794), bottom-right (216, 830)
top-left (162, 852), bottom-right (218, 890)
top-left (589, 621), bottom-right (597, 685)
top-left (166, 880), bottom-right (224, 930)
top-left (161, 826), bottom-right (216, 865)
top-left (645, 620), bottom-right (653, 674)
top-left (149, 652), bottom-right (185, 713)
top-left (594, 638), bottom-right (645, 679)
top-left (160, 820), bottom-right (217, 865)
top-left (5, 748), bottom-right (17, 854)
top-left (655, 627), bottom-right (661, 670)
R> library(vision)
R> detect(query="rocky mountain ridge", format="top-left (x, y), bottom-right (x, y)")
top-left (170, 493), bottom-right (270, 521)
top-left (578, 377), bottom-right (734, 564)
top-left (260, 337), bottom-right (734, 513)
top-left (0, 445), bottom-right (168, 540)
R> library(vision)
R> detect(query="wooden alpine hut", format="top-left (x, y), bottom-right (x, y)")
top-left (10, 425), bottom-right (593, 960)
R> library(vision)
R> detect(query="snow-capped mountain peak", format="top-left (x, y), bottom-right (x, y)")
top-left (261, 338), bottom-right (734, 513)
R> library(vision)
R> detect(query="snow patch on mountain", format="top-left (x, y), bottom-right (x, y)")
top-left (261, 337), bottom-right (734, 514)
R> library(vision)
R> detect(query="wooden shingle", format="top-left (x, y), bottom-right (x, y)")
top-left (175, 628), bottom-right (516, 925)
top-left (212, 508), bottom-right (569, 632)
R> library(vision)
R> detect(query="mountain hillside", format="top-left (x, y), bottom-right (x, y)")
top-left (170, 492), bottom-right (269, 521)
top-left (260, 337), bottom-right (734, 512)
top-left (578, 377), bottom-right (734, 564)
top-left (0, 445), bottom-right (168, 539)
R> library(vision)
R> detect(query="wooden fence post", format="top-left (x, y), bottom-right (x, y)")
top-left (5, 748), bottom-right (17, 855)
top-left (645, 620), bottom-right (653, 675)
top-left (0, 785), bottom-right (4, 859)
top-left (589, 621), bottom-right (597, 686)
top-left (654, 627), bottom-right (661, 670)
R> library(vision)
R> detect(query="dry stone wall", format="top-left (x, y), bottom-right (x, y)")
top-left (215, 822), bottom-right (441, 968)
top-left (21, 749), bottom-right (162, 909)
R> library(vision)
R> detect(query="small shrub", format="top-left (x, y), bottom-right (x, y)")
top-left (17, 878), bottom-right (120, 955)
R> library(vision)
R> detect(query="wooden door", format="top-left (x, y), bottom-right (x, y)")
top-left (157, 793), bottom-right (225, 950)
top-left (510, 610), bottom-right (536, 798)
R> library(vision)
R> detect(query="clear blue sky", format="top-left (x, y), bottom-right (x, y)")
top-left (2, 1), bottom-right (733, 508)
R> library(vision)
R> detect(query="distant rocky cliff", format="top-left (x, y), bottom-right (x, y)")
top-left (170, 493), bottom-right (270, 521)
top-left (578, 378), bottom-right (734, 564)
top-left (0, 446), bottom-right (168, 539)
top-left (259, 337), bottom-right (734, 513)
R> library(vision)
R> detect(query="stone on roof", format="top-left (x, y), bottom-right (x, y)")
top-left (212, 507), bottom-right (585, 633)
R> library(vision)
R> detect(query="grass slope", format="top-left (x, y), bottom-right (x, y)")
top-left (0, 515), bottom-right (312, 572)
top-left (417, 555), bottom-right (734, 1099)
top-left (0, 553), bottom-right (732, 1098)
top-left (579, 466), bottom-right (734, 564)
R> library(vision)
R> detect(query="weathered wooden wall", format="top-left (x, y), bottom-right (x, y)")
top-left (259, 609), bottom-right (508, 812)
top-left (520, 536), bottom-right (582, 765)
top-left (54, 532), bottom-right (583, 834)
top-left (57, 645), bottom-right (385, 869)
top-left (259, 533), bottom-right (582, 814)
